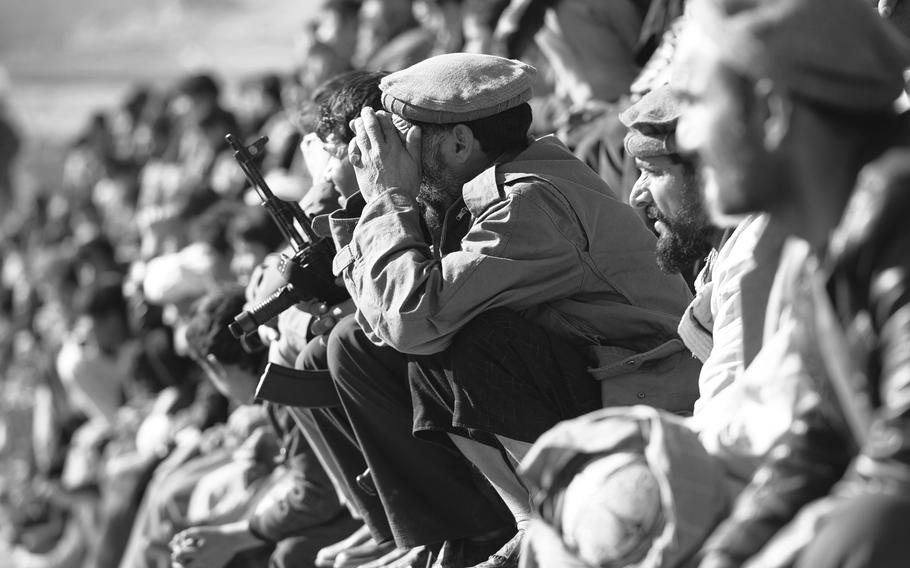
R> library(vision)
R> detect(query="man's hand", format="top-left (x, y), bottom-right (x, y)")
top-left (170, 521), bottom-right (261, 568)
top-left (878, 0), bottom-right (900, 17)
top-left (308, 297), bottom-right (356, 337)
top-left (348, 108), bottom-right (422, 203)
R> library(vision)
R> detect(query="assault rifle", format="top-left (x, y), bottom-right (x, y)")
top-left (225, 133), bottom-right (348, 340)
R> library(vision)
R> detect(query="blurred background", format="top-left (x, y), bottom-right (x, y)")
top-left (0, 0), bottom-right (318, 193)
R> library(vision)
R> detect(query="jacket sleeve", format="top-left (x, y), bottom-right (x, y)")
top-left (702, 159), bottom-right (910, 566)
top-left (845, 221), bottom-right (910, 485)
top-left (333, 184), bottom-right (588, 355)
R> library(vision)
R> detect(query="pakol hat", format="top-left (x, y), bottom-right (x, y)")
top-left (380, 53), bottom-right (536, 124)
top-left (619, 84), bottom-right (682, 159)
top-left (687, 0), bottom-right (910, 112)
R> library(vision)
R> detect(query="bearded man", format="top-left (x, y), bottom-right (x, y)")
top-left (671, 0), bottom-right (910, 566)
top-left (324, 53), bottom-right (697, 566)
top-left (518, 84), bottom-right (791, 568)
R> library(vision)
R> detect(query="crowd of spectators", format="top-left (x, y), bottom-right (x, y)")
top-left (1, 1), bottom-right (909, 568)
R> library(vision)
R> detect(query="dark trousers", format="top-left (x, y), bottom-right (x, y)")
top-left (295, 338), bottom-right (396, 545)
top-left (269, 511), bottom-right (362, 568)
top-left (327, 315), bottom-right (514, 548)
top-left (795, 493), bottom-right (910, 568)
top-left (409, 308), bottom-right (602, 446)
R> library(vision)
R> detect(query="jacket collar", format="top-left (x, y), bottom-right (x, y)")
top-left (462, 164), bottom-right (502, 219)
top-left (461, 135), bottom-right (553, 218)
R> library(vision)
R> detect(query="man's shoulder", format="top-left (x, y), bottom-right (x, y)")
top-left (498, 135), bottom-right (612, 189)
top-left (462, 135), bottom-right (619, 218)
top-left (830, 139), bottom-right (910, 270)
top-left (827, 127), bottom-right (910, 320)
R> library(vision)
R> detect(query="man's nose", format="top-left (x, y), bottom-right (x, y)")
top-left (629, 180), bottom-right (652, 208)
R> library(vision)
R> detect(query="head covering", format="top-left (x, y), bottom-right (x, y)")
top-left (619, 84), bottom-right (682, 159)
top-left (686, 0), bottom-right (910, 112)
top-left (142, 243), bottom-right (220, 306)
top-left (379, 53), bottom-right (537, 124)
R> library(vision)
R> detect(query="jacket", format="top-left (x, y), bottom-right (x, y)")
top-left (699, 114), bottom-right (910, 567)
top-left (329, 135), bottom-right (698, 411)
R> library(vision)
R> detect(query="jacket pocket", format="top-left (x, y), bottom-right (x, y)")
top-left (588, 339), bottom-right (702, 415)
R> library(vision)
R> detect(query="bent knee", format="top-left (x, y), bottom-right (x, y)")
top-left (449, 308), bottom-right (523, 357)
top-left (326, 315), bottom-right (362, 372)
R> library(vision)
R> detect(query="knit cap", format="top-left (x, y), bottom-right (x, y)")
top-left (620, 84), bottom-right (682, 159)
top-left (380, 53), bottom-right (536, 124)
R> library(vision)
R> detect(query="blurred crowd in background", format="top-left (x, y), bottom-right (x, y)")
top-left (0, 0), bottom-right (907, 567)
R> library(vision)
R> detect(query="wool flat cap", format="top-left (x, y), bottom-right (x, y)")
top-left (379, 53), bottom-right (536, 124)
top-left (687, 0), bottom-right (910, 112)
top-left (619, 85), bottom-right (682, 159)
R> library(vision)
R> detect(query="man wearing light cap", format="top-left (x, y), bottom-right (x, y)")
top-left (324, 53), bottom-right (696, 565)
top-left (673, 0), bottom-right (910, 566)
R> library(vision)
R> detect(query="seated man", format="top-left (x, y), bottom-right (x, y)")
top-left (672, 0), bottom-right (910, 566)
top-left (288, 69), bottom-right (519, 568)
top-left (148, 287), bottom-right (358, 568)
top-left (327, 52), bottom-right (698, 566)
top-left (518, 84), bottom-right (791, 568)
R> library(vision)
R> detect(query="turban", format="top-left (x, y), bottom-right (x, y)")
top-left (687, 0), bottom-right (910, 112)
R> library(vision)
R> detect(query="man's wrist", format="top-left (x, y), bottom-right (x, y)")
top-left (244, 519), bottom-right (274, 545)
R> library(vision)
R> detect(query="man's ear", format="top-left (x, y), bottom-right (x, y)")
top-left (450, 124), bottom-right (478, 163)
top-left (754, 78), bottom-right (792, 152)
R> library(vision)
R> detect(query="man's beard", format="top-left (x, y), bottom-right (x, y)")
top-left (417, 144), bottom-right (463, 237)
top-left (653, 183), bottom-right (718, 275)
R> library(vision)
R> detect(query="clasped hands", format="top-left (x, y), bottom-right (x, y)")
top-left (347, 107), bottom-right (423, 203)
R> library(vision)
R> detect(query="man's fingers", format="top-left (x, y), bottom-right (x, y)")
top-left (360, 107), bottom-right (386, 147)
top-left (351, 117), bottom-right (371, 155)
top-left (348, 139), bottom-right (363, 168)
top-left (880, 0), bottom-right (898, 17)
top-left (374, 110), bottom-right (400, 144)
top-left (405, 124), bottom-right (423, 170)
top-left (308, 301), bottom-right (329, 317)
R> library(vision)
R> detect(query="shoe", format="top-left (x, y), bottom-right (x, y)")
top-left (357, 545), bottom-right (431, 568)
top-left (333, 536), bottom-right (396, 568)
top-left (468, 529), bottom-right (523, 568)
top-left (316, 524), bottom-right (372, 567)
top-left (431, 528), bottom-right (516, 568)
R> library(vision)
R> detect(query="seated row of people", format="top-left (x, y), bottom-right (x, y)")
top-left (116, 2), bottom-right (910, 568)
